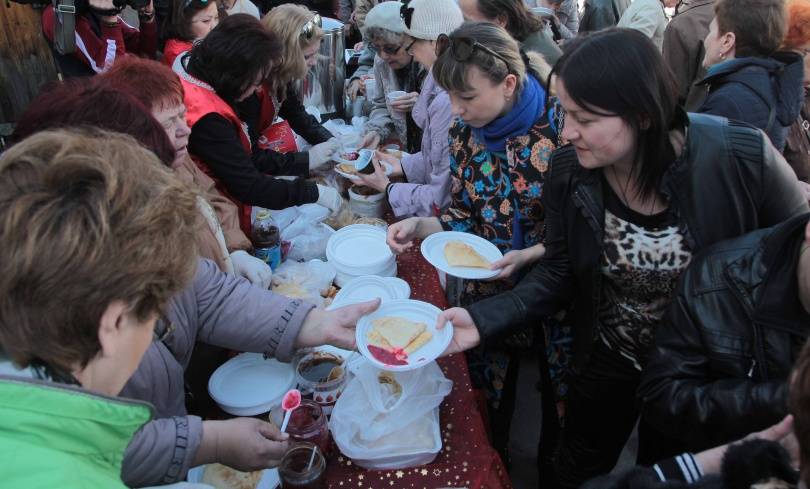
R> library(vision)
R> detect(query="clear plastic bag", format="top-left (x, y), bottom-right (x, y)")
top-left (329, 362), bottom-right (452, 469)
top-left (271, 259), bottom-right (336, 305)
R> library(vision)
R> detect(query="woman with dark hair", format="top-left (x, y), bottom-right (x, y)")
top-left (162, 0), bottom-right (222, 67)
top-left (177, 14), bottom-right (343, 235)
top-left (432, 28), bottom-right (808, 488)
top-left (698, 0), bottom-right (804, 151)
top-left (459, 0), bottom-right (562, 65)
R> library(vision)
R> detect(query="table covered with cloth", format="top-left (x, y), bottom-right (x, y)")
top-left (323, 242), bottom-right (512, 489)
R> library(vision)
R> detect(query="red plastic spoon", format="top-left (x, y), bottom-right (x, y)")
top-left (280, 389), bottom-right (301, 433)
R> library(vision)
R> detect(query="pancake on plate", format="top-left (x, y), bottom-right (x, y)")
top-left (201, 463), bottom-right (262, 489)
top-left (367, 316), bottom-right (433, 354)
top-left (444, 241), bottom-right (491, 268)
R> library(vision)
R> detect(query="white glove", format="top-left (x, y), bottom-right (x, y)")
top-left (308, 138), bottom-right (340, 170)
top-left (230, 250), bottom-right (273, 289)
top-left (316, 184), bottom-right (343, 215)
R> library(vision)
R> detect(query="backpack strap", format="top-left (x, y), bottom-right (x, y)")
top-left (53, 0), bottom-right (76, 55)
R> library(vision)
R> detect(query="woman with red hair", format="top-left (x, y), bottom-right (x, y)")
top-left (99, 56), bottom-right (272, 286)
top-left (783, 0), bottom-right (810, 184)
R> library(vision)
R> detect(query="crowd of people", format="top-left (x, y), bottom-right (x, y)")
top-left (2, 0), bottom-right (810, 487)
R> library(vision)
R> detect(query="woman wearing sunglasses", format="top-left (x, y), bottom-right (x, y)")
top-left (177, 15), bottom-right (343, 234)
top-left (356, 0), bottom-right (463, 218)
top-left (356, 1), bottom-right (423, 152)
top-left (261, 5), bottom-right (339, 153)
top-left (433, 29), bottom-right (809, 488)
top-left (162, 0), bottom-right (222, 68)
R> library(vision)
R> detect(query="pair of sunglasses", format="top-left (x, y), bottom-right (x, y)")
top-left (400, 0), bottom-right (414, 30)
top-left (182, 0), bottom-right (209, 10)
top-left (371, 42), bottom-right (403, 55)
top-left (300, 13), bottom-right (322, 40)
top-left (435, 33), bottom-right (510, 67)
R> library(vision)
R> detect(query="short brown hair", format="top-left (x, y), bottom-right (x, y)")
top-left (0, 129), bottom-right (199, 372)
top-left (101, 56), bottom-right (185, 112)
top-left (714, 0), bottom-right (787, 57)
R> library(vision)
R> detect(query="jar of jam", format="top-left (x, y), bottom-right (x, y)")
top-left (286, 399), bottom-right (331, 456)
top-left (279, 442), bottom-right (326, 489)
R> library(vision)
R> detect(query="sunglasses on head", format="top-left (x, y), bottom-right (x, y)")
top-left (400, 1), bottom-right (414, 30)
top-left (435, 33), bottom-right (510, 67)
top-left (182, 0), bottom-right (208, 10)
top-left (300, 13), bottom-right (322, 40)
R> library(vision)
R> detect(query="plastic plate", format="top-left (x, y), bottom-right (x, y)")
top-left (420, 231), bottom-right (504, 280)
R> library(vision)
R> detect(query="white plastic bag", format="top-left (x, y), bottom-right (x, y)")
top-left (271, 259), bottom-right (336, 305)
top-left (330, 362), bottom-right (452, 469)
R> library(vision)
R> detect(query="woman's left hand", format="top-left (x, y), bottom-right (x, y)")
top-left (487, 244), bottom-right (546, 281)
top-left (357, 159), bottom-right (390, 193)
top-left (375, 150), bottom-right (403, 177)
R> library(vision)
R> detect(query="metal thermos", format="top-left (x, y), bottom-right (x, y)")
top-left (297, 17), bottom-right (346, 121)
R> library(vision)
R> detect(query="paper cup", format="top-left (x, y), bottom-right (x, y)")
top-left (386, 90), bottom-right (408, 121)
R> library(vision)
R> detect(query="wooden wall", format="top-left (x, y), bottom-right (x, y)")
top-left (0, 1), bottom-right (58, 125)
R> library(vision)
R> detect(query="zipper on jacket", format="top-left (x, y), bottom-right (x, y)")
top-left (747, 358), bottom-right (757, 378)
top-left (725, 267), bottom-right (769, 381)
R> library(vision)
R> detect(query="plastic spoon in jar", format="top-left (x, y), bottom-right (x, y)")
top-left (306, 444), bottom-right (318, 470)
top-left (280, 388), bottom-right (301, 433)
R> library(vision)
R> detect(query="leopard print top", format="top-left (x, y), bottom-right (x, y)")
top-left (598, 191), bottom-right (692, 370)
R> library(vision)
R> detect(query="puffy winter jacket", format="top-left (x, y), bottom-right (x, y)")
top-left (698, 52), bottom-right (805, 151)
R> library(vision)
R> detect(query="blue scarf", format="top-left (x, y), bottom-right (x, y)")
top-left (472, 74), bottom-right (546, 153)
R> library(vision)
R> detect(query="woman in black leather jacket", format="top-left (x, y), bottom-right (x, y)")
top-left (436, 29), bottom-right (809, 489)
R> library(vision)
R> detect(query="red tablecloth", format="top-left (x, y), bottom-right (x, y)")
top-left (324, 244), bottom-right (512, 489)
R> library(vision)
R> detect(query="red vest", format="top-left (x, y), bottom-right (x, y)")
top-left (162, 38), bottom-right (193, 68)
top-left (181, 76), bottom-right (254, 235)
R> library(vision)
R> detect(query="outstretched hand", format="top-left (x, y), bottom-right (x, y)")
top-left (436, 307), bottom-right (481, 356)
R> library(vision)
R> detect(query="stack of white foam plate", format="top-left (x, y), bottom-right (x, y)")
top-left (326, 224), bottom-right (396, 286)
top-left (328, 275), bottom-right (410, 309)
top-left (207, 353), bottom-right (296, 416)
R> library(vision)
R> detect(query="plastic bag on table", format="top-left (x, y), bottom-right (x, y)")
top-left (329, 362), bottom-right (452, 469)
top-left (271, 259), bottom-right (336, 305)
top-left (286, 224), bottom-right (334, 262)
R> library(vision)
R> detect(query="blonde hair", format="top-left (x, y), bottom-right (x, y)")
top-left (433, 21), bottom-right (550, 94)
top-left (0, 129), bottom-right (199, 372)
top-left (262, 4), bottom-right (324, 94)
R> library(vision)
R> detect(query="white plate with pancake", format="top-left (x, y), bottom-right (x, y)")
top-left (187, 463), bottom-right (278, 489)
top-left (334, 160), bottom-right (393, 181)
top-left (420, 231), bottom-right (503, 280)
top-left (355, 299), bottom-right (453, 372)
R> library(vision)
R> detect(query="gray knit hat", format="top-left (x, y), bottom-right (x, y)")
top-left (402, 0), bottom-right (464, 41)
top-left (364, 1), bottom-right (406, 34)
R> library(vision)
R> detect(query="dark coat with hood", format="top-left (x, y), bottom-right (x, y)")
top-left (698, 52), bottom-right (805, 151)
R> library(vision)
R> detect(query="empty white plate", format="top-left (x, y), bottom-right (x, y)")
top-left (420, 231), bottom-right (504, 280)
top-left (355, 299), bottom-right (453, 372)
top-left (330, 275), bottom-right (411, 309)
top-left (326, 224), bottom-right (393, 271)
top-left (207, 353), bottom-right (295, 416)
